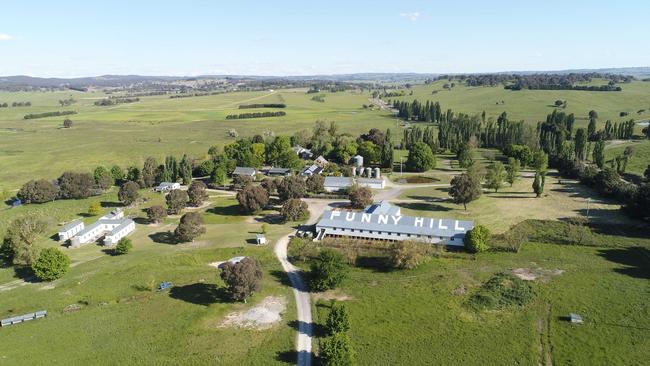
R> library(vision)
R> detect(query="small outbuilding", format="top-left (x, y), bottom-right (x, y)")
top-left (569, 313), bottom-right (583, 324)
top-left (256, 234), bottom-right (267, 245)
top-left (233, 166), bottom-right (257, 178)
top-left (154, 182), bottom-right (181, 192)
top-left (266, 167), bottom-right (291, 176)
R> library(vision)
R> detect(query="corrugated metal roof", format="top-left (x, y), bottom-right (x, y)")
top-left (364, 201), bottom-right (400, 216)
top-left (316, 209), bottom-right (473, 238)
top-left (233, 167), bottom-right (256, 175)
top-left (60, 219), bottom-right (83, 232)
top-left (324, 176), bottom-right (353, 187)
top-left (107, 219), bottom-right (134, 236)
top-left (358, 178), bottom-right (384, 184)
top-left (267, 167), bottom-right (290, 174)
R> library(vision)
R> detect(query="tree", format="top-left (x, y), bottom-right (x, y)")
top-left (2, 215), bottom-right (47, 266)
top-left (406, 142), bottom-right (436, 172)
top-left (118, 181), bottom-right (140, 206)
top-left (532, 172), bottom-right (545, 198)
top-left (531, 151), bottom-right (548, 174)
top-left (356, 141), bottom-right (379, 165)
top-left (126, 166), bottom-right (143, 187)
top-left (587, 117), bottom-right (597, 140)
top-left (187, 181), bottom-right (208, 207)
top-left (261, 177), bottom-right (281, 196)
top-left (464, 225), bottom-right (490, 253)
top-left (277, 176), bottom-right (307, 201)
top-left (32, 248), bottom-right (70, 281)
top-left (210, 162), bottom-right (228, 187)
top-left (485, 162), bottom-right (506, 192)
top-left (267, 136), bottom-right (300, 168)
top-left (142, 157), bottom-right (158, 188)
top-left (348, 185), bottom-right (372, 209)
top-left (310, 249), bottom-right (347, 291)
top-left (147, 205), bottom-right (166, 223)
top-left (114, 237), bottom-right (133, 255)
top-left (174, 212), bottom-right (206, 242)
top-left (236, 184), bottom-right (269, 213)
top-left (389, 241), bottom-right (426, 269)
top-left (593, 139), bottom-right (606, 168)
top-left (88, 201), bottom-right (102, 216)
top-left (63, 118), bottom-right (73, 128)
top-left (505, 158), bottom-right (520, 187)
top-left (166, 189), bottom-right (189, 214)
top-left (179, 154), bottom-right (193, 185)
top-left (449, 173), bottom-right (482, 210)
top-left (574, 128), bottom-right (588, 161)
top-left (195, 160), bottom-right (215, 177)
top-left (321, 333), bottom-right (356, 366)
top-left (645, 165), bottom-right (650, 181)
top-left (380, 129), bottom-right (394, 169)
top-left (456, 144), bottom-right (474, 168)
top-left (220, 257), bottom-right (263, 303)
top-left (57, 171), bottom-right (95, 199)
top-left (110, 165), bottom-right (124, 185)
top-left (326, 302), bottom-right (351, 334)
top-left (306, 174), bottom-right (325, 194)
top-left (281, 199), bottom-right (309, 222)
top-left (17, 179), bottom-right (59, 203)
top-left (93, 166), bottom-right (113, 190)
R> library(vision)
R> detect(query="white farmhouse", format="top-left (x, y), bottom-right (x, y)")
top-left (154, 182), bottom-right (181, 192)
top-left (68, 209), bottom-right (135, 248)
top-left (58, 220), bottom-right (84, 241)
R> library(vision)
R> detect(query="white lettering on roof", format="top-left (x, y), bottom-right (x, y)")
top-left (361, 213), bottom-right (372, 223)
top-left (391, 215), bottom-right (402, 225)
top-left (454, 221), bottom-right (465, 231)
top-left (378, 215), bottom-right (389, 225)
top-left (438, 220), bottom-right (448, 230)
top-left (330, 211), bottom-right (340, 219)
top-left (414, 217), bottom-right (424, 227)
top-left (345, 212), bottom-right (356, 221)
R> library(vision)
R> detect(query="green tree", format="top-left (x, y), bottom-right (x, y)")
top-left (310, 249), bottom-right (347, 291)
top-left (174, 212), bottom-right (206, 242)
top-left (357, 141), bottom-right (379, 165)
top-left (17, 179), bottom-right (59, 204)
top-left (456, 144), bottom-right (474, 168)
top-left (505, 158), bottom-right (520, 187)
top-left (210, 162), bottom-right (229, 187)
top-left (2, 215), bottom-right (47, 266)
top-left (592, 139), bottom-right (606, 168)
top-left (179, 154), bottom-right (193, 185)
top-left (277, 176), bottom-right (307, 201)
top-left (574, 128), bottom-right (588, 161)
top-left (533, 172), bottom-right (545, 198)
top-left (142, 157), bottom-right (158, 188)
top-left (220, 257), bottom-right (263, 303)
top-left (380, 129), bottom-right (394, 169)
top-left (166, 189), bottom-right (189, 214)
top-left (389, 241), bottom-right (426, 269)
top-left (485, 162), bottom-right (506, 192)
top-left (88, 201), bottom-right (102, 216)
top-left (93, 166), bottom-right (113, 190)
top-left (348, 185), bottom-right (372, 209)
top-left (110, 165), bottom-right (124, 185)
top-left (187, 181), bottom-right (208, 207)
top-left (326, 302), bottom-right (351, 334)
top-left (406, 142), bottom-right (436, 172)
top-left (306, 174), bottom-right (325, 193)
top-left (114, 237), bottom-right (133, 255)
top-left (118, 181), bottom-right (140, 206)
top-left (57, 171), bottom-right (95, 199)
top-left (251, 142), bottom-right (266, 167)
top-left (236, 184), bottom-right (269, 213)
top-left (464, 225), bottom-right (490, 253)
top-left (147, 205), bottom-right (166, 223)
top-left (32, 247), bottom-right (70, 281)
top-left (321, 333), bottom-right (356, 366)
top-left (449, 173), bottom-right (482, 210)
top-left (280, 199), bottom-right (309, 222)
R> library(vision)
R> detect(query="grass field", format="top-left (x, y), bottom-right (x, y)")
top-left (389, 79), bottom-right (650, 130)
top-left (0, 191), bottom-right (301, 365)
top-left (313, 240), bottom-right (649, 365)
top-left (0, 89), bottom-right (398, 190)
top-left (604, 139), bottom-right (650, 177)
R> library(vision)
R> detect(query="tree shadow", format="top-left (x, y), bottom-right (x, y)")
top-left (168, 283), bottom-right (232, 305)
top-left (254, 214), bottom-right (285, 224)
top-left (270, 270), bottom-right (294, 287)
top-left (149, 231), bottom-right (179, 244)
top-left (490, 195), bottom-right (533, 199)
top-left (13, 266), bottom-right (38, 282)
top-left (355, 255), bottom-right (394, 273)
top-left (597, 246), bottom-right (650, 279)
top-left (206, 204), bottom-right (248, 217)
top-left (100, 201), bottom-right (122, 208)
top-left (77, 212), bottom-right (95, 218)
top-left (288, 319), bottom-right (323, 337)
top-left (395, 202), bottom-right (452, 212)
top-left (133, 217), bottom-right (150, 225)
top-left (404, 195), bottom-right (448, 202)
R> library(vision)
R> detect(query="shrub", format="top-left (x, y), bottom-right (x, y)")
top-left (320, 333), bottom-right (356, 366)
top-left (281, 199), bottom-right (309, 222)
top-left (287, 237), bottom-right (318, 262)
top-left (147, 205), bottom-right (167, 223)
top-left (88, 201), bottom-right (102, 216)
top-left (32, 248), bottom-right (70, 281)
top-left (389, 241), bottom-right (427, 269)
top-left (468, 272), bottom-right (535, 310)
top-left (464, 225), bottom-right (490, 253)
top-left (118, 181), bottom-right (140, 206)
top-left (220, 257), bottom-right (263, 302)
top-left (310, 249), bottom-right (347, 291)
top-left (236, 184), bottom-right (269, 213)
top-left (348, 185), bottom-right (372, 209)
top-left (406, 142), bottom-right (436, 172)
top-left (114, 238), bottom-right (133, 255)
top-left (326, 302), bottom-right (351, 334)
top-left (3, 215), bottom-right (47, 266)
top-left (306, 174), bottom-right (325, 193)
top-left (17, 179), bottom-right (59, 204)
top-left (174, 212), bottom-right (206, 242)
top-left (187, 180), bottom-right (208, 207)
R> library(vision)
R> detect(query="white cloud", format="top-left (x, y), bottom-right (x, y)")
top-left (0, 33), bottom-right (13, 41)
top-left (400, 12), bottom-right (421, 22)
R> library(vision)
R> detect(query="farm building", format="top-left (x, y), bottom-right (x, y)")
top-left (302, 164), bottom-right (323, 177)
top-left (292, 145), bottom-right (313, 159)
top-left (154, 182), bottom-right (181, 192)
top-left (315, 202), bottom-right (473, 246)
top-left (265, 167), bottom-right (292, 176)
top-left (233, 166), bottom-right (256, 178)
top-left (358, 177), bottom-right (385, 189)
top-left (256, 234), bottom-right (266, 245)
top-left (58, 219), bottom-right (84, 241)
top-left (324, 177), bottom-right (354, 192)
top-left (314, 155), bottom-right (329, 167)
top-left (68, 209), bottom-right (135, 248)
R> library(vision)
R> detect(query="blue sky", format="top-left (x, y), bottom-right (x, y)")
top-left (0, 0), bottom-right (648, 77)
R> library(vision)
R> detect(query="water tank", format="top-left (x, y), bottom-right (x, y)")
top-left (374, 167), bottom-right (381, 179)
top-left (366, 167), bottom-right (372, 177)
top-left (353, 155), bottom-right (363, 167)
top-left (351, 166), bottom-right (357, 177)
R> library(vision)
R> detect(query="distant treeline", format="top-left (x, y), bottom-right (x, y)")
top-left (169, 91), bottom-right (222, 99)
top-left (24, 110), bottom-right (77, 119)
top-left (225, 111), bottom-right (286, 119)
top-left (94, 97), bottom-right (140, 106)
top-left (423, 73), bottom-right (631, 91)
top-left (238, 103), bottom-right (286, 109)
top-left (0, 101), bottom-right (32, 108)
top-left (505, 82), bottom-right (622, 92)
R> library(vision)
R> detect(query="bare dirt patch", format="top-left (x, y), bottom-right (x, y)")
top-left (219, 296), bottom-right (286, 330)
top-left (513, 268), bottom-right (564, 282)
top-left (312, 289), bottom-right (354, 302)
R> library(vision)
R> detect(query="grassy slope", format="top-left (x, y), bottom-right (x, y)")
top-left (604, 139), bottom-right (650, 177)
top-left (0, 193), bottom-right (298, 365)
top-left (0, 89), bottom-right (398, 190)
top-left (314, 242), bottom-right (649, 365)
top-left (390, 79), bottom-right (650, 129)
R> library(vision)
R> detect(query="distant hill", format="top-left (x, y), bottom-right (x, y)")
top-left (0, 67), bottom-right (648, 89)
